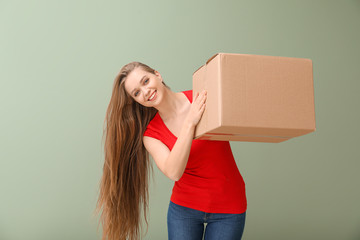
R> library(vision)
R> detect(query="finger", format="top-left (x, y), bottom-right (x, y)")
top-left (194, 94), bottom-right (202, 104)
top-left (199, 94), bottom-right (207, 105)
top-left (201, 93), bottom-right (207, 102)
top-left (200, 102), bottom-right (206, 113)
top-left (200, 90), bottom-right (207, 98)
top-left (196, 91), bottom-right (207, 103)
top-left (194, 92), bottom-right (200, 101)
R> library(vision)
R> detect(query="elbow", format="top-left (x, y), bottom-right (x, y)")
top-left (166, 171), bottom-right (183, 182)
top-left (172, 175), bottom-right (181, 182)
top-left (162, 161), bottom-right (185, 181)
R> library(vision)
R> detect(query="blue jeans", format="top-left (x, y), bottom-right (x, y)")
top-left (167, 201), bottom-right (246, 240)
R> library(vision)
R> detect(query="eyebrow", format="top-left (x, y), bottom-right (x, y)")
top-left (131, 75), bottom-right (147, 95)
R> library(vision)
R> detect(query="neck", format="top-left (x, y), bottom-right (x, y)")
top-left (155, 88), bottom-right (186, 120)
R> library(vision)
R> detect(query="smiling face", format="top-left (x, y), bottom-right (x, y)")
top-left (124, 67), bottom-right (165, 107)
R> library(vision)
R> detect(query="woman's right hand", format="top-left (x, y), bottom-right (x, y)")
top-left (185, 90), bottom-right (207, 127)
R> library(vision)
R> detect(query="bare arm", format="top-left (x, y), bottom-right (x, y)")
top-left (143, 91), bottom-right (207, 181)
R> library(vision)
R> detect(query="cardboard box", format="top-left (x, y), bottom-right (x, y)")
top-left (193, 53), bottom-right (316, 143)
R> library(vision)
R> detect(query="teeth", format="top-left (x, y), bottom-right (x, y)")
top-left (148, 91), bottom-right (156, 101)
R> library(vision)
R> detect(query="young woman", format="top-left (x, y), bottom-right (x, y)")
top-left (96, 62), bottom-right (247, 240)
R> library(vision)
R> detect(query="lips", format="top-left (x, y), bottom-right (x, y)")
top-left (148, 91), bottom-right (157, 101)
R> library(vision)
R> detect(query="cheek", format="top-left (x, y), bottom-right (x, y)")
top-left (134, 96), bottom-right (147, 105)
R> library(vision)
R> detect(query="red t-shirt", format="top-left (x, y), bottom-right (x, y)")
top-left (144, 90), bottom-right (247, 214)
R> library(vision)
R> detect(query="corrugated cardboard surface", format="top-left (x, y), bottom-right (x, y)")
top-left (193, 53), bottom-right (316, 143)
top-left (193, 55), bottom-right (222, 137)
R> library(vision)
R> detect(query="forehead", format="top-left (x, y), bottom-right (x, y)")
top-left (124, 67), bottom-right (148, 93)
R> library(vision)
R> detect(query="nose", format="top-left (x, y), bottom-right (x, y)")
top-left (143, 88), bottom-right (151, 99)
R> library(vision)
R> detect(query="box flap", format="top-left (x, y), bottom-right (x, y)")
top-left (193, 64), bottom-right (204, 75)
top-left (206, 53), bottom-right (220, 64)
top-left (193, 53), bottom-right (224, 75)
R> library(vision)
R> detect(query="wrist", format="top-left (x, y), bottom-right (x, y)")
top-left (183, 118), bottom-right (196, 131)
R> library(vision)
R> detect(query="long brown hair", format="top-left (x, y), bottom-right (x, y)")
top-left (95, 62), bottom-right (168, 240)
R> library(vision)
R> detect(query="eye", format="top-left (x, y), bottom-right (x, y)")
top-left (134, 90), bottom-right (140, 97)
top-left (144, 78), bottom-right (149, 84)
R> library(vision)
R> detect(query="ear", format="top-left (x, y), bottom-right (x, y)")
top-left (154, 70), bottom-right (163, 82)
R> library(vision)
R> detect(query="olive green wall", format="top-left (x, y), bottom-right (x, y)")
top-left (1, 0), bottom-right (359, 239)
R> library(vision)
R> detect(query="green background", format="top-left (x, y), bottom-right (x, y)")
top-left (1, 0), bottom-right (359, 239)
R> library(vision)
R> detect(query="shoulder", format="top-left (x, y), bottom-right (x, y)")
top-left (144, 113), bottom-right (160, 132)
